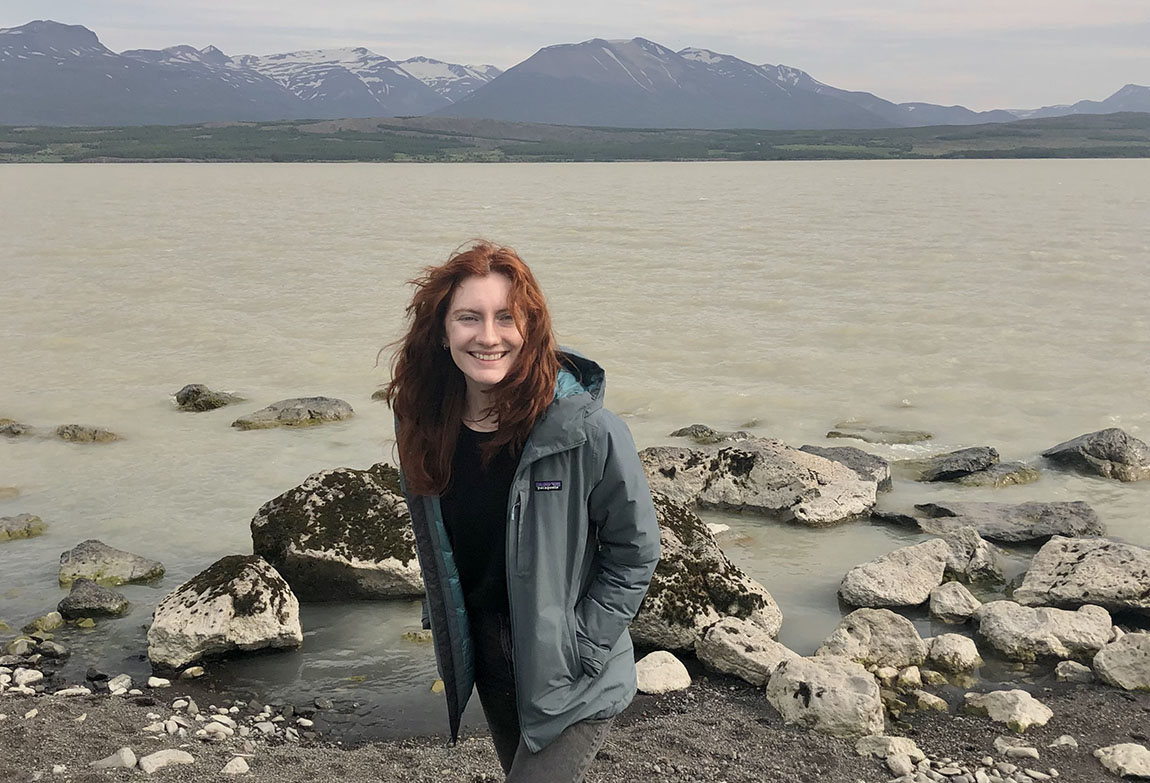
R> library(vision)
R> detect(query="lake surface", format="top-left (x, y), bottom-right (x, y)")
top-left (2, 160), bottom-right (1148, 740)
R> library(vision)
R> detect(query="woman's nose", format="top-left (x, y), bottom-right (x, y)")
top-left (479, 318), bottom-right (499, 344)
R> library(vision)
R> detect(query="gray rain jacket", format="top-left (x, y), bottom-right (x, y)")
top-left (402, 350), bottom-right (660, 752)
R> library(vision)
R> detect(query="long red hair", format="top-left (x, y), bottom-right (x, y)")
top-left (383, 241), bottom-right (560, 495)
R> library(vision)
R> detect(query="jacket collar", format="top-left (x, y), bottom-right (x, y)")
top-left (518, 349), bottom-right (604, 464)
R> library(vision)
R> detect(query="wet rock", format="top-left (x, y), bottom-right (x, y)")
top-left (838, 538), bottom-right (949, 607)
top-left (974, 601), bottom-right (1112, 661)
top-left (632, 493), bottom-right (781, 650)
top-left (766, 655), bottom-right (884, 737)
top-left (1093, 632), bottom-right (1150, 691)
top-left (635, 651), bottom-right (691, 694)
top-left (231, 397), bottom-right (353, 430)
top-left (1054, 660), bottom-right (1094, 683)
top-left (815, 608), bottom-right (928, 668)
top-left (55, 424), bottom-right (120, 443)
top-left (1042, 428), bottom-right (1150, 482)
top-left (918, 447), bottom-right (1000, 482)
top-left (147, 554), bottom-right (302, 669)
top-left (913, 500), bottom-right (1103, 544)
top-left (22, 611), bottom-right (64, 634)
top-left (174, 384), bottom-right (244, 412)
top-left (695, 616), bottom-right (799, 686)
top-left (640, 439), bottom-right (877, 527)
top-left (251, 463), bottom-right (421, 600)
top-left (930, 581), bottom-right (982, 624)
top-left (964, 689), bottom-right (1052, 732)
top-left (39, 640), bottom-right (70, 659)
top-left (57, 578), bottom-right (130, 619)
top-left (798, 445), bottom-right (892, 491)
top-left (956, 462), bottom-right (1040, 488)
top-left (826, 421), bottom-right (932, 445)
top-left (668, 424), bottom-right (751, 444)
top-left (0, 419), bottom-right (33, 438)
top-left (0, 514), bottom-right (46, 542)
top-left (1013, 536), bottom-right (1150, 615)
top-left (928, 633), bottom-right (983, 672)
top-left (937, 526), bottom-right (1004, 583)
top-left (59, 540), bottom-right (164, 587)
top-left (138, 749), bottom-right (195, 774)
top-left (1095, 743), bottom-right (1150, 777)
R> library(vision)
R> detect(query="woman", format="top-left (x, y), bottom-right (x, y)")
top-left (384, 240), bottom-right (660, 781)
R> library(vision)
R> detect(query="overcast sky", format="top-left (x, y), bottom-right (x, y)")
top-left (4, 1), bottom-right (1147, 110)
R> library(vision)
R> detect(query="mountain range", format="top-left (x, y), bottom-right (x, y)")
top-left (1, 20), bottom-right (1147, 130)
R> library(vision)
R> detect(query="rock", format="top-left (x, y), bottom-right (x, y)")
top-left (13, 668), bottom-right (44, 687)
top-left (632, 493), bottom-right (781, 650)
top-left (0, 419), bottom-right (33, 437)
top-left (1054, 660), bottom-right (1094, 683)
top-left (147, 554), bottom-right (302, 669)
top-left (854, 735), bottom-right (925, 762)
top-left (816, 608), bottom-right (927, 668)
top-left (705, 523), bottom-right (730, 535)
top-left (994, 736), bottom-right (1039, 757)
top-left (913, 690), bottom-right (948, 711)
top-left (250, 463), bottom-right (421, 600)
top-left (1093, 633), bottom-right (1150, 691)
top-left (668, 424), bottom-right (750, 444)
top-left (57, 578), bottom-right (130, 619)
top-left (231, 397), bottom-right (354, 430)
top-left (766, 655), bottom-right (884, 737)
top-left (174, 384), bottom-right (244, 412)
top-left (896, 665), bottom-right (921, 689)
top-left (913, 501), bottom-right (1103, 544)
top-left (1042, 428), bottom-right (1150, 482)
top-left (22, 611), bottom-right (64, 634)
top-left (695, 616), bottom-right (799, 686)
top-left (59, 539), bottom-right (164, 587)
top-left (964, 690), bottom-right (1052, 732)
top-left (838, 539), bottom-right (949, 607)
top-left (974, 601), bottom-right (1112, 661)
top-left (0, 514), bottom-right (47, 542)
top-left (147, 676), bottom-right (171, 688)
top-left (640, 439), bottom-right (877, 527)
top-left (1094, 743), bottom-right (1150, 777)
top-left (957, 462), bottom-right (1040, 488)
top-left (180, 667), bottom-right (205, 680)
top-left (918, 447), bottom-right (1000, 482)
top-left (222, 757), bottom-right (250, 775)
top-left (90, 747), bottom-right (137, 769)
top-left (106, 674), bottom-right (131, 692)
top-left (53, 686), bottom-right (92, 696)
top-left (826, 421), bottom-right (933, 445)
top-left (937, 526), bottom-right (1004, 583)
top-left (401, 630), bottom-right (432, 643)
top-left (930, 582), bottom-right (982, 624)
top-left (798, 445), bottom-right (892, 491)
top-left (137, 749), bottom-right (195, 774)
top-left (928, 634), bottom-right (983, 672)
top-left (1013, 537), bottom-right (1150, 615)
top-left (39, 641), bottom-right (70, 659)
top-left (1049, 735), bottom-right (1078, 749)
top-left (55, 424), bottom-right (120, 443)
top-left (887, 754), bottom-right (915, 777)
top-left (0, 487), bottom-right (20, 500)
top-left (635, 651), bottom-right (691, 694)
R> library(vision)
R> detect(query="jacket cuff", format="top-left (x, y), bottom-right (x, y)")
top-left (576, 633), bottom-right (606, 677)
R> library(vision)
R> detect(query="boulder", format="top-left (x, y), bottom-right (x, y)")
top-left (668, 424), bottom-right (750, 444)
top-left (918, 447), bottom-right (1000, 482)
top-left (973, 601), bottom-right (1112, 662)
top-left (913, 500), bottom-right (1103, 544)
top-left (936, 526), bottom-right (1004, 583)
top-left (1042, 428), bottom-right (1150, 482)
top-left (1094, 743), bottom-right (1150, 777)
top-left (798, 445), bottom-right (892, 491)
top-left (632, 493), bottom-right (781, 650)
top-left (55, 424), bottom-right (120, 443)
top-left (815, 608), bottom-right (928, 669)
top-left (634, 651), bottom-right (691, 694)
top-left (929, 582), bottom-right (981, 624)
top-left (695, 616), bottom-right (799, 686)
top-left (766, 655), bottom-right (884, 737)
top-left (174, 384), bottom-right (244, 412)
top-left (1093, 633), bottom-right (1150, 691)
top-left (57, 578), bottom-right (130, 620)
top-left (640, 439), bottom-right (877, 527)
top-left (956, 462), bottom-right (1040, 488)
top-left (147, 554), bottom-right (302, 669)
top-left (59, 540), bottom-right (164, 586)
top-left (927, 634), bottom-right (983, 672)
top-left (1013, 536), bottom-right (1150, 615)
top-left (826, 421), bottom-right (933, 445)
top-left (251, 463), bottom-right (421, 600)
top-left (0, 514), bottom-right (46, 542)
top-left (231, 397), bottom-right (353, 430)
top-left (838, 539), bottom-right (949, 607)
top-left (963, 689), bottom-right (1052, 733)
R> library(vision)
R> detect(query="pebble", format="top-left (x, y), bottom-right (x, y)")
top-left (137, 749), bottom-right (195, 774)
top-left (128, 688), bottom-right (143, 695)
top-left (107, 674), bottom-right (132, 692)
top-left (186, 698), bottom-right (200, 716)
top-left (254, 721), bottom-right (275, 736)
top-left (143, 722), bottom-right (164, 733)
top-left (14, 668), bottom-right (44, 687)
top-left (164, 719), bottom-right (178, 735)
top-left (222, 757), bottom-right (250, 775)
top-left (147, 676), bottom-right (171, 688)
top-left (24, 708), bottom-right (39, 720)
top-left (74, 713), bottom-right (87, 723)
top-left (212, 714), bottom-right (238, 728)
top-left (297, 718), bottom-right (314, 728)
top-left (51, 764), bottom-right (65, 775)
top-left (1048, 735), bottom-right (1077, 749)
top-left (179, 665), bottom-right (205, 679)
top-left (90, 747), bottom-right (137, 769)
top-left (172, 699), bottom-right (188, 710)
top-left (315, 697), bottom-right (333, 710)
top-left (53, 686), bottom-right (92, 697)
top-left (1005, 747), bottom-right (1040, 760)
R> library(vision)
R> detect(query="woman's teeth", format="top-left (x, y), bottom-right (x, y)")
top-left (471, 352), bottom-right (507, 361)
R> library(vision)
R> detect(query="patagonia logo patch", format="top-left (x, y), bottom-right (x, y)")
top-left (534, 480), bottom-right (562, 492)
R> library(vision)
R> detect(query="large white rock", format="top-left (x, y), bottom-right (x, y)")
top-left (695, 616), bottom-right (799, 686)
top-left (137, 749), bottom-right (195, 775)
top-left (641, 439), bottom-right (877, 526)
top-left (815, 608), bottom-right (928, 669)
top-left (928, 633), bottom-right (983, 672)
top-left (1093, 632), bottom-right (1150, 691)
top-left (964, 689), bottom-right (1053, 733)
top-left (930, 581), bottom-right (982, 624)
top-left (632, 493), bottom-right (782, 651)
top-left (635, 651), bottom-right (691, 694)
top-left (766, 655), bottom-right (884, 738)
top-left (1094, 743), bottom-right (1150, 778)
top-left (839, 539), bottom-right (949, 607)
top-left (973, 601), bottom-right (1112, 662)
top-left (147, 555), bottom-right (302, 669)
top-left (1014, 536), bottom-right (1150, 616)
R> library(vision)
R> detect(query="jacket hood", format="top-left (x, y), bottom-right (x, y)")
top-left (520, 348), bottom-right (604, 465)
top-left (555, 347), bottom-right (605, 408)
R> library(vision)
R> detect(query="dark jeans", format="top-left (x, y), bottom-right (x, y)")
top-left (471, 609), bottom-right (613, 782)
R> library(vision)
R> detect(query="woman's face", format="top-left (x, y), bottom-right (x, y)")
top-left (444, 273), bottom-right (525, 393)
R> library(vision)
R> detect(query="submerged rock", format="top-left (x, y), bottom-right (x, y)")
top-left (632, 493), bottom-right (781, 651)
top-left (54, 424), bottom-right (120, 443)
top-left (973, 601), bottom-right (1112, 662)
top-left (913, 500), bottom-right (1103, 544)
top-left (799, 445), bottom-right (892, 491)
top-left (0, 514), bottom-right (46, 542)
top-left (232, 397), bottom-right (353, 430)
top-left (695, 616), bottom-right (799, 686)
top-left (251, 462), bottom-right (421, 600)
top-left (956, 462), bottom-right (1040, 488)
top-left (826, 421), bottom-right (932, 445)
top-left (0, 419), bottom-right (33, 437)
top-left (1093, 633), bottom-right (1150, 691)
top-left (816, 608), bottom-right (928, 669)
top-left (59, 539), bottom-right (164, 586)
top-left (174, 384), bottom-right (244, 412)
top-left (838, 539), bottom-right (949, 608)
top-left (57, 578), bottom-right (130, 620)
top-left (918, 446), bottom-right (1000, 482)
top-left (1042, 427), bottom-right (1150, 482)
top-left (1013, 536), bottom-right (1150, 615)
top-left (766, 655), bottom-right (884, 738)
top-left (668, 424), bottom-right (751, 444)
top-left (147, 554), bottom-right (302, 669)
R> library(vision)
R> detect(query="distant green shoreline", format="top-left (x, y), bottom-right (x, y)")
top-left (2, 112), bottom-right (1149, 163)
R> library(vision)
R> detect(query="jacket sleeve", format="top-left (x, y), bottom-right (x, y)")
top-left (574, 413), bottom-right (661, 677)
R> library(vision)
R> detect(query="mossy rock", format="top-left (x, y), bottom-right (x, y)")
top-left (0, 514), bottom-right (46, 542)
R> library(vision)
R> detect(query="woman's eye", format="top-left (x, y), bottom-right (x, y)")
top-left (497, 313), bottom-right (515, 324)
top-left (459, 314), bottom-right (478, 322)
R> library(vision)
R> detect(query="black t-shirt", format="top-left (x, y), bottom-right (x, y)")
top-left (439, 425), bottom-right (518, 614)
